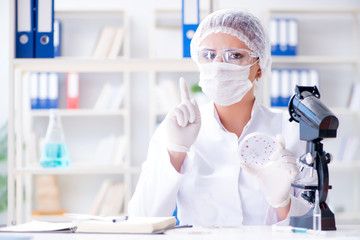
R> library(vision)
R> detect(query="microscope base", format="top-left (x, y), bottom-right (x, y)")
top-left (290, 204), bottom-right (336, 231)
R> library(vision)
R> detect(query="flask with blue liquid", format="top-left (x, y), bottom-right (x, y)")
top-left (39, 110), bottom-right (71, 168)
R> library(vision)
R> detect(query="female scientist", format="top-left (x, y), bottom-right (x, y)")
top-left (128, 8), bottom-right (315, 226)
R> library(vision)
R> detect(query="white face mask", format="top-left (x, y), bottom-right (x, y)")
top-left (199, 62), bottom-right (254, 106)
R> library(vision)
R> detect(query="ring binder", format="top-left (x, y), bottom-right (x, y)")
top-left (16, 0), bottom-right (35, 58)
top-left (182, 0), bottom-right (199, 58)
top-left (35, 0), bottom-right (54, 58)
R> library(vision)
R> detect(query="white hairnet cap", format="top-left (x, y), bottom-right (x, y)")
top-left (190, 8), bottom-right (271, 79)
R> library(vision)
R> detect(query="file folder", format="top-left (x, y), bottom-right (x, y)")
top-left (38, 72), bottom-right (49, 109)
top-left (290, 69), bottom-right (300, 92)
top-left (66, 72), bottom-right (79, 109)
top-left (300, 70), bottom-right (310, 86)
top-left (271, 69), bottom-right (280, 107)
top-left (48, 73), bottom-right (59, 109)
top-left (269, 18), bottom-right (279, 55)
top-left (16, 0), bottom-right (35, 58)
top-left (280, 70), bottom-right (291, 107)
top-left (54, 19), bottom-right (61, 57)
top-left (29, 72), bottom-right (39, 109)
top-left (182, 0), bottom-right (199, 58)
top-left (287, 19), bottom-right (298, 56)
top-left (278, 19), bottom-right (287, 55)
top-left (309, 70), bottom-right (320, 88)
top-left (35, 0), bottom-right (54, 58)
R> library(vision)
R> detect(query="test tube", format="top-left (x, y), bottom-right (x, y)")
top-left (313, 190), bottom-right (322, 231)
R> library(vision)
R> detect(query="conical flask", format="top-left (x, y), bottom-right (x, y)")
top-left (39, 110), bottom-right (71, 168)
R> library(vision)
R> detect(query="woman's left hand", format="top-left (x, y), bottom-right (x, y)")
top-left (240, 135), bottom-right (299, 208)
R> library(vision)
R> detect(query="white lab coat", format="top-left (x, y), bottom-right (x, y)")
top-left (128, 100), bottom-right (316, 226)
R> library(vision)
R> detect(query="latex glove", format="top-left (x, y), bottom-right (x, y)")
top-left (164, 77), bottom-right (201, 152)
top-left (240, 135), bottom-right (299, 208)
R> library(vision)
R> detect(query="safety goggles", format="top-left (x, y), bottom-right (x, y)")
top-left (197, 47), bottom-right (259, 66)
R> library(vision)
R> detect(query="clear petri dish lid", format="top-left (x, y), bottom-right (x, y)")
top-left (239, 132), bottom-right (277, 168)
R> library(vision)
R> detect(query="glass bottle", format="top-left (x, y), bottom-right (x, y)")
top-left (313, 190), bottom-right (322, 231)
top-left (39, 110), bottom-right (71, 168)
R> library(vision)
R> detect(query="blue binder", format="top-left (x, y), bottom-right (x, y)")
top-left (278, 18), bottom-right (288, 56)
top-left (48, 73), bottom-right (59, 109)
top-left (35, 0), bottom-right (54, 58)
top-left (16, 0), bottom-right (35, 58)
top-left (38, 72), bottom-right (49, 109)
top-left (29, 72), bottom-right (40, 109)
top-left (287, 18), bottom-right (298, 56)
top-left (271, 69), bottom-right (281, 107)
top-left (182, 0), bottom-right (199, 58)
top-left (280, 69), bottom-right (291, 107)
top-left (269, 18), bottom-right (280, 56)
top-left (54, 19), bottom-right (61, 57)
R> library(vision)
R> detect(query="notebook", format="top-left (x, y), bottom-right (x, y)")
top-left (0, 217), bottom-right (176, 234)
top-left (76, 216), bottom-right (177, 233)
top-left (0, 220), bottom-right (77, 233)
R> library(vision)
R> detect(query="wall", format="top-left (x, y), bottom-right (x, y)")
top-left (0, 0), bottom-right (9, 226)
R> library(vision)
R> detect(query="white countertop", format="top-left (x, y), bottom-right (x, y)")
top-left (0, 225), bottom-right (359, 240)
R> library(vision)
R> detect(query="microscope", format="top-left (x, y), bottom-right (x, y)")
top-left (288, 86), bottom-right (339, 231)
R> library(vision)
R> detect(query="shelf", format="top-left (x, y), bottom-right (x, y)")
top-left (270, 107), bottom-right (360, 116)
top-left (14, 57), bottom-right (357, 72)
top-left (271, 56), bottom-right (359, 64)
top-left (55, 9), bottom-right (126, 14)
top-left (330, 108), bottom-right (360, 116)
top-left (13, 165), bottom-right (141, 175)
top-left (13, 58), bottom-right (198, 73)
top-left (329, 162), bottom-right (360, 171)
top-left (267, 8), bottom-right (360, 14)
top-left (30, 109), bottom-right (127, 117)
top-left (335, 212), bottom-right (360, 223)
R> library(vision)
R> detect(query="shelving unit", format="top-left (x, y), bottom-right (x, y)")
top-left (29, 109), bottom-right (127, 117)
top-left (13, 58), bottom-right (197, 72)
top-left (13, 166), bottom-right (141, 176)
top-left (263, 8), bottom-right (360, 223)
top-left (7, 1), bottom-right (360, 226)
top-left (263, 8), bottom-right (360, 107)
top-left (7, 2), bottom-right (138, 225)
top-left (148, 9), bottom-right (210, 136)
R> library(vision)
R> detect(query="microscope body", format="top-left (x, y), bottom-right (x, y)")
top-left (288, 86), bottom-right (339, 230)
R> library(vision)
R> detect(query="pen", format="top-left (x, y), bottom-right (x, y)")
top-left (112, 216), bottom-right (128, 223)
top-left (291, 227), bottom-right (311, 233)
top-left (271, 225), bottom-right (325, 235)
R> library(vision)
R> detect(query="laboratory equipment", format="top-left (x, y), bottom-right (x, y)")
top-left (39, 110), bottom-right (71, 167)
top-left (239, 132), bottom-right (276, 168)
top-left (313, 190), bottom-right (321, 232)
top-left (288, 85), bottom-right (339, 230)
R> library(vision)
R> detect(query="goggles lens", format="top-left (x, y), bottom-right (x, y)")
top-left (198, 48), bottom-right (259, 66)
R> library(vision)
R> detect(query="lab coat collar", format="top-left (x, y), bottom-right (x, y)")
top-left (210, 98), bottom-right (260, 133)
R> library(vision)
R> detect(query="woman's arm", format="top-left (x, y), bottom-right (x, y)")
top-left (276, 200), bottom-right (291, 221)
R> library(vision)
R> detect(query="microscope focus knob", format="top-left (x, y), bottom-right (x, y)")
top-left (325, 152), bottom-right (333, 164)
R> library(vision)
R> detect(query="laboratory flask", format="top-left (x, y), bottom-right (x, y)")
top-left (39, 110), bottom-right (71, 167)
